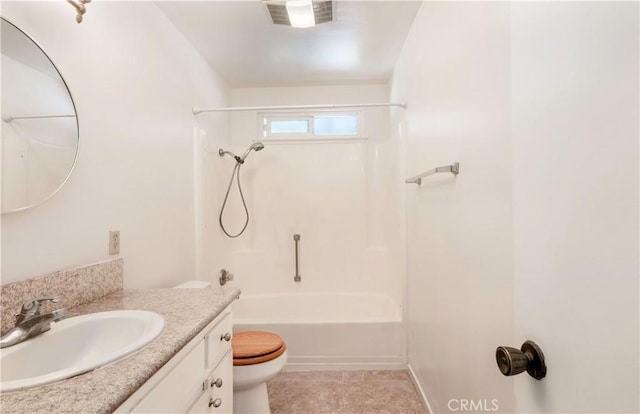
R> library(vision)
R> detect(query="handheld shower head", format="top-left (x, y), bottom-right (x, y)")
top-left (240, 142), bottom-right (265, 161)
top-left (218, 141), bottom-right (265, 238)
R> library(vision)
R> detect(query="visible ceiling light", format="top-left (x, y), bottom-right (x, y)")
top-left (266, 1), bottom-right (333, 27)
top-left (286, 0), bottom-right (316, 28)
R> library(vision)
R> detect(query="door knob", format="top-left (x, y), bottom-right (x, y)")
top-left (496, 340), bottom-right (546, 380)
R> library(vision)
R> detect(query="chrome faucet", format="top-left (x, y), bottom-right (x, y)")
top-left (0, 296), bottom-right (67, 348)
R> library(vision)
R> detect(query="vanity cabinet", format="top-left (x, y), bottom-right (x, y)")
top-left (117, 308), bottom-right (233, 413)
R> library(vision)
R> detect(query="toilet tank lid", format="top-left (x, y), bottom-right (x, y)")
top-left (174, 280), bottom-right (211, 289)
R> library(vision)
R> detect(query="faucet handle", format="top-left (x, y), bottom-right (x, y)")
top-left (19, 296), bottom-right (60, 318)
top-left (219, 269), bottom-right (234, 286)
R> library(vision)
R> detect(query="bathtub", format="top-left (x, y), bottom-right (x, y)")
top-left (232, 293), bottom-right (404, 370)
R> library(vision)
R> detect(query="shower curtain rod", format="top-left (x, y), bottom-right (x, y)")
top-left (3, 114), bottom-right (76, 123)
top-left (192, 102), bottom-right (407, 114)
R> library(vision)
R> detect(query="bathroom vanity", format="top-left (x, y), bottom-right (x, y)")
top-left (120, 307), bottom-right (234, 413)
top-left (0, 286), bottom-right (239, 414)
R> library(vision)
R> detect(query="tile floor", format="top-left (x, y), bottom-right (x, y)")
top-left (267, 370), bottom-right (427, 414)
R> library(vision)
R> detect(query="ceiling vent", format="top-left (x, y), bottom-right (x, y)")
top-left (266, 1), bottom-right (334, 26)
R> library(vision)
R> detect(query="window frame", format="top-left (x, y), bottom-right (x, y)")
top-left (258, 110), bottom-right (365, 141)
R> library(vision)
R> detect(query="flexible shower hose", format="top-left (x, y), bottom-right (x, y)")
top-left (219, 161), bottom-right (250, 238)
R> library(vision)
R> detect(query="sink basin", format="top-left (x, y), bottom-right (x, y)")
top-left (0, 310), bottom-right (164, 392)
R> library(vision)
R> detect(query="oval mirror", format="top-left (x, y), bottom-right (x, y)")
top-left (1, 17), bottom-right (79, 214)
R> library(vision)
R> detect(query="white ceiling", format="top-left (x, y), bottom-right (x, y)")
top-left (157, 1), bottom-right (421, 88)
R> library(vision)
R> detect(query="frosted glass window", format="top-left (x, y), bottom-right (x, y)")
top-left (314, 114), bottom-right (359, 136)
top-left (259, 111), bottom-right (363, 140)
top-left (270, 120), bottom-right (309, 134)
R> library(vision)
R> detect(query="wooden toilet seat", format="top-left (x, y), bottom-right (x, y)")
top-left (232, 331), bottom-right (287, 366)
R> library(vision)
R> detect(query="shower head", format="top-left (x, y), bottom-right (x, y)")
top-left (240, 142), bottom-right (265, 162)
top-left (251, 142), bottom-right (265, 152)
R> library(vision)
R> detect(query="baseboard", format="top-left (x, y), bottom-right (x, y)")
top-left (284, 355), bottom-right (406, 371)
top-left (407, 363), bottom-right (434, 414)
top-left (284, 362), bottom-right (407, 372)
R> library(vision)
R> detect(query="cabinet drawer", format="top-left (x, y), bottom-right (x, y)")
top-left (205, 312), bottom-right (232, 370)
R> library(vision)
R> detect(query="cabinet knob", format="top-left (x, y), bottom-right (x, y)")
top-left (210, 378), bottom-right (223, 388)
top-left (209, 398), bottom-right (222, 408)
top-left (220, 332), bottom-right (232, 342)
top-left (496, 340), bottom-right (547, 380)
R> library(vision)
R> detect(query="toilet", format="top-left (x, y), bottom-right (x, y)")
top-left (173, 281), bottom-right (287, 414)
top-left (233, 331), bottom-right (288, 414)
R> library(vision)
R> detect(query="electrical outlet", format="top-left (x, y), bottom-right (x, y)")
top-left (109, 230), bottom-right (120, 255)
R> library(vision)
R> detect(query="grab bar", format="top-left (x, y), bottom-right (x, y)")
top-left (293, 234), bottom-right (301, 283)
top-left (405, 162), bottom-right (460, 185)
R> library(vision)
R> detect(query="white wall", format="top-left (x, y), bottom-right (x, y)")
top-left (394, 1), bottom-right (639, 413)
top-left (209, 85), bottom-right (405, 306)
top-left (1, 1), bottom-right (229, 288)
top-left (391, 2), bottom-right (515, 412)
top-left (511, 2), bottom-right (639, 412)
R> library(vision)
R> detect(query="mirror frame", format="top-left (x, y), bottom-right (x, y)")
top-left (1, 17), bottom-right (80, 214)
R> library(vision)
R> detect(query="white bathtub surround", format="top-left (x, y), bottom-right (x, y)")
top-left (217, 84), bottom-right (407, 370)
top-left (220, 84), bottom-right (406, 308)
top-left (233, 293), bottom-right (404, 370)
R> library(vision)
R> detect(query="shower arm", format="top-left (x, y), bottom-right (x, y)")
top-left (218, 149), bottom-right (244, 164)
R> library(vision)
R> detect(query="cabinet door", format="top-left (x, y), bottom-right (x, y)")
top-left (188, 386), bottom-right (213, 414)
top-left (210, 352), bottom-right (233, 414)
top-left (132, 342), bottom-right (206, 413)
top-left (188, 351), bottom-right (233, 414)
